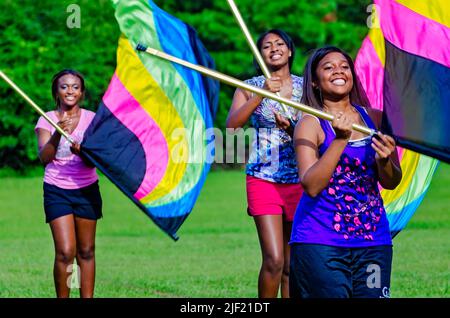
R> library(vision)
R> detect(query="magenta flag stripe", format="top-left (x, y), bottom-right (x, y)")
top-left (355, 37), bottom-right (405, 159)
top-left (355, 37), bottom-right (385, 111)
top-left (376, 0), bottom-right (450, 68)
top-left (103, 73), bottom-right (168, 199)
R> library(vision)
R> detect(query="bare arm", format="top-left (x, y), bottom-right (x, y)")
top-left (226, 88), bottom-right (263, 128)
top-left (294, 114), bottom-right (352, 197)
top-left (36, 128), bottom-right (62, 165)
top-left (36, 113), bottom-right (73, 165)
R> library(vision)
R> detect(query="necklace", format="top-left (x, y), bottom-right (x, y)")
top-left (58, 107), bottom-right (81, 120)
top-left (324, 105), bottom-right (357, 118)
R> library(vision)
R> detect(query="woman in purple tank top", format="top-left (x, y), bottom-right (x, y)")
top-left (289, 47), bottom-right (402, 298)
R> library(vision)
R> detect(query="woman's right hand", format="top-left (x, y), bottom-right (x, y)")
top-left (227, 77), bottom-right (283, 129)
top-left (332, 112), bottom-right (352, 140)
top-left (57, 112), bottom-right (73, 134)
top-left (263, 77), bottom-right (282, 94)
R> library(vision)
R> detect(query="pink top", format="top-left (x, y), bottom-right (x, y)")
top-left (35, 109), bottom-right (98, 189)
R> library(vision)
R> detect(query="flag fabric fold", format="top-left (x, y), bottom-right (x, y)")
top-left (359, 0), bottom-right (450, 163)
top-left (81, 0), bottom-right (219, 240)
top-left (355, 0), bottom-right (448, 235)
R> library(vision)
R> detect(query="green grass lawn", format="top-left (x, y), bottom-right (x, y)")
top-left (0, 165), bottom-right (449, 298)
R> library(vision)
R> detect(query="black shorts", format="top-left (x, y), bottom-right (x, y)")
top-left (43, 181), bottom-right (103, 223)
top-left (290, 243), bottom-right (393, 298)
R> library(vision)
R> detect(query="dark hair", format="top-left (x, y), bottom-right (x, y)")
top-left (51, 69), bottom-right (85, 108)
top-left (300, 46), bottom-right (371, 110)
top-left (254, 29), bottom-right (296, 75)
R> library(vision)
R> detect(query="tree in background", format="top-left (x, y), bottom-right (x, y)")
top-left (0, 0), bottom-right (370, 171)
top-left (0, 0), bottom-right (118, 170)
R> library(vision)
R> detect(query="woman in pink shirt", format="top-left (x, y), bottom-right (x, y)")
top-left (35, 69), bottom-right (101, 298)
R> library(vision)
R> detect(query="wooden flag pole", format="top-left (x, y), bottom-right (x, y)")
top-left (0, 70), bottom-right (74, 143)
top-left (226, 0), bottom-right (293, 120)
top-left (136, 44), bottom-right (375, 136)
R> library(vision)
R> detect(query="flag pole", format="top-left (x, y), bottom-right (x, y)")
top-left (226, 0), bottom-right (293, 120)
top-left (0, 70), bottom-right (74, 143)
top-left (136, 44), bottom-right (375, 136)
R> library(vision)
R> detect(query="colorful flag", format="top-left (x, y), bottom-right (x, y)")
top-left (81, 0), bottom-right (219, 240)
top-left (355, 0), bottom-right (449, 235)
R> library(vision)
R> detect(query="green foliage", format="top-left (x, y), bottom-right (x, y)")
top-left (0, 0), bottom-right (371, 171)
top-left (0, 0), bottom-right (118, 170)
top-left (0, 165), bottom-right (449, 296)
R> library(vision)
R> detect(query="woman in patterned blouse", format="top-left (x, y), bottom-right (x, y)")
top-left (226, 29), bottom-right (304, 298)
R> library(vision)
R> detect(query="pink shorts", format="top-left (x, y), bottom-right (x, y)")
top-left (246, 175), bottom-right (304, 222)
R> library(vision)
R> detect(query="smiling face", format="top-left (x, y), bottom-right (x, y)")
top-left (260, 32), bottom-right (291, 69)
top-left (56, 74), bottom-right (83, 108)
top-left (315, 52), bottom-right (354, 100)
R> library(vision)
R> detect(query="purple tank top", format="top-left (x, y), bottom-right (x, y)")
top-left (290, 105), bottom-right (392, 247)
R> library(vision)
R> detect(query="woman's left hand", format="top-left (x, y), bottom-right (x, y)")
top-left (274, 112), bottom-right (291, 130)
top-left (274, 112), bottom-right (296, 137)
top-left (70, 142), bottom-right (81, 156)
top-left (371, 132), bottom-right (397, 163)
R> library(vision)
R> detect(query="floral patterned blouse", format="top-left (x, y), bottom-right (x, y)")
top-left (245, 75), bottom-right (303, 184)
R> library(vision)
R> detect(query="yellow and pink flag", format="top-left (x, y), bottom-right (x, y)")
top-left (355, 0), bottom-right (449, 236)
top-left (81, 0), bottom-right (219, 240)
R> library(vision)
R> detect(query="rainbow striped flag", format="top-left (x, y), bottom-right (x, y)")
top-left (81, 0), bottom-right (219, 240)
top-left (355, 0), bottom-right (449, 236)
